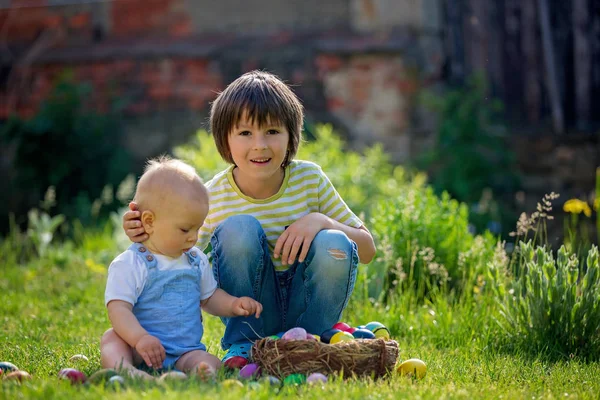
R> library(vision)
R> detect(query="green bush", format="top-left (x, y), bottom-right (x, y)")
top-left (418, 76), bottom-right (520, 236)
top-left (297, 124), bottom-right (420, 219)
top-left (370, 187), bottom-right (500, 302)
top-left (489, 241), bottom-right (600, 359)
top-left (0, 72), bottom-right (133, 228)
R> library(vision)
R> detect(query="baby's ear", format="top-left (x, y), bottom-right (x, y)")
top-left (141, 210), bottom-right (155, 233)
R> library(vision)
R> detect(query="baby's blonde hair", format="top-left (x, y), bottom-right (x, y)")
top-left (134, 155), bottom-right (208, 212)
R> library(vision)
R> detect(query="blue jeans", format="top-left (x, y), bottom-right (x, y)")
top-left (211, 215), bottom-right (359, 350)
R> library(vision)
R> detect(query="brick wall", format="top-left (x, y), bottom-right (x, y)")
top-left (1, 0), bottom-right (597, 234)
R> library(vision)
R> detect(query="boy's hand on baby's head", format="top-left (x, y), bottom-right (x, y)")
top-left (232, 297), bottom-right (263, 318)
top-left (123, 202), bottom-right (148, 242)
top-left (135, 334), bottom-right (166, 369)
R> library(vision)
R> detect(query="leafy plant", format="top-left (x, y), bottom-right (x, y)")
top-left (0, 71), bottom-right (133, 228)
top-left (418, 75), bottom-right (520, 236)
top-left (489, 241), bottom-right (600, 359)
top-left (370, 186), bottom-right (499, 302)
top-left (26, 208), bottom-right (65, 258)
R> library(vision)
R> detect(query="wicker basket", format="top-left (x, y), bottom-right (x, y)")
top-left (252, 337), bottom-right (399, 379)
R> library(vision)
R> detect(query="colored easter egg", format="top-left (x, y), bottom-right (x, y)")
top-left (4, 370), bottom-right (31, 382)
top-left (260, 375), bottom-right (281, 386)
top-left (306, 372), bottom-right (328, 384)
top-left (87, 368), bottom-right (119, 384)
top-left (311, 334), bottom-right (320, 342)
top-left (320, 328), bottom-right (342, 344)
top-left (268, 335), bottom-right (280, 340)
top-left (365, 321), bottom-right (386, 332)
top-left (239, 363), bottom-right (261, 379)
top-left (159, 371), bottom-right (188, 381)
top-left (373, 327), bottom-right (391, 339)
top-left (356, 325), bottom-right (366, 330)
top-left (0, 362), bottom-right (18, 373)
top-left (224, 356), bottom-right (249, 369)
top-left (330, 331), bottom-right (354, 344)
top-left (222, 378), bottom-right (244, 388)
top-left (352, 328), bottom-right (376, 339)
top-left (276, 332), bottom-right (286, 338)
top-left (397, 358), bottom-right (427, 379)
top-left (283, 373), bottom-right (306, 386)
top-left (332, 322), bottom-right (352, 332)
top-left (106, 375), bottom-right (126, 388)
top-left (58, 368), bottom-right (87, 384)
top-left (346, 327), bottom-right (356, 334)
top-left (282, 327), bottom-right (307, 340)
top-left (69, 354), bottom-right (89, 362)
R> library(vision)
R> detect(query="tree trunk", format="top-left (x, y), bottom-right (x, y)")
top-left (538, 0), bottom-right (564, 134)
top-left (521, 0), bottom-right (541, 123)
top-left (503, 0), bottom-right (523, 122)
top-left (573, 0), bottom-right (591, 130)
top-left (465, 0), bottom-right (488, 75)
top-left (444, 0), bottom-right (465, 83)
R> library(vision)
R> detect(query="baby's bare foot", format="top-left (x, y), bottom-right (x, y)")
top-left (194, 362), bottom-right (216, 382)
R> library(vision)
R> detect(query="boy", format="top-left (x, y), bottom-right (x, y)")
top-left (102, 156), bottom-right (262, 379)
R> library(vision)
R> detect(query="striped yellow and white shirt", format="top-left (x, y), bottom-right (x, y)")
top-left (198, 160), bottom-right (363, 271)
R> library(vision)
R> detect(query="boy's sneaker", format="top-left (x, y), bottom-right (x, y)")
top-left (222, 342), bottom-right (253, 369)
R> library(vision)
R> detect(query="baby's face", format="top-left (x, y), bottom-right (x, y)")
top-left (149, 196), bottom-right (208, 258)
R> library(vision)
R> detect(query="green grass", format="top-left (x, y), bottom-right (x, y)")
top-left (2, 239), bottom-right (600, 399)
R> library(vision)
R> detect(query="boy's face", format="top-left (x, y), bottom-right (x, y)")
top-left (228, 112), bottom-right (290, 186)
top-left (144, 195), bottom-right (208, 258)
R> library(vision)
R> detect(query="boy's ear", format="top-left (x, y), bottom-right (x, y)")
top-left (141, 210), bottom-right (155, 234)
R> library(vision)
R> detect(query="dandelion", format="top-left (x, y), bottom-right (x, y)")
top-left (563, 199), bottom-right (592, 218)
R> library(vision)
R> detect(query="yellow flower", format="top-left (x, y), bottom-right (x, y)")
top-left (594, 198), bottom-right (599, 212)
top-left (563, 199), bottom-right (592, 217)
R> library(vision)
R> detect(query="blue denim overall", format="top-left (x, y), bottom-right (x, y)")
top-left (130, 243), bottom-right (206, 369)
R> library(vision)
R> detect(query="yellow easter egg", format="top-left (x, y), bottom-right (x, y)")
top-left (159, 371), bottom-right (188, 382)
top-left (373, 327), bottom-right (391, 339)
top-left (330, 331), bottom-right (354, 344)
top-left (222, 378), bottom-right (244, 388)
top-left (397, 358), bottom-right (427, 379)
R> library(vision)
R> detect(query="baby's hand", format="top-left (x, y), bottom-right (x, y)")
top-left (135, 334), bottom-right (166, 369)
top-left (123, 202), bottom-right (149, 242)
top-left (231, 297), bottom-right (263, 318)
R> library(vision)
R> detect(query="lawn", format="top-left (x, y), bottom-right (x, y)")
top-left (1, 234), bottom-right (599, 400)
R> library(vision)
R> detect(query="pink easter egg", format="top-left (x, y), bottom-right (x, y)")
top-left (239, 363), bottom-right (261, 379)
top-left (58, 368), bottom-right (86, 384)
top-left (281, 327), bottom-right (307, 340)
top-left (306, 372), bottom-right (328, 384)
top-left (332, 322), bottom-right (352, 332)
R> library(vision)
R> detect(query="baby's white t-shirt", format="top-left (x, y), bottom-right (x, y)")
top-left (104, 247), bottom-right (217, 307)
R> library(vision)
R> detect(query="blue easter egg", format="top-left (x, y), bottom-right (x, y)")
top-left (365, 321), bottom-right (386, 332)
top-left (0, 362), bottom-right (18, 373)
top-left (319, 328), bottom-right (342, 344)
top-left (352, 328), bottom-right (376, 339)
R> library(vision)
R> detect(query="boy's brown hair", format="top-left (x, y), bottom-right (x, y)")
top-left (210, 70), bottom-right (304, 167)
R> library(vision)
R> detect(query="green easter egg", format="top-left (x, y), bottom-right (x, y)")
top-left (87, 368), bottom-right (119, 384)
top-left (283, 373), bottom-right (306, 386)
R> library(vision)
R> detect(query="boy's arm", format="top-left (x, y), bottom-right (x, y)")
top-left (107, 300), bottom-right (165, 368)
top-left (200, 288), bottom-right (262, 318)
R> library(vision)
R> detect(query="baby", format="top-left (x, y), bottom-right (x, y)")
top-left (102, 156), bottom-right (263, 379)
